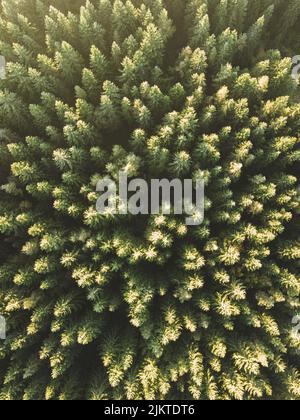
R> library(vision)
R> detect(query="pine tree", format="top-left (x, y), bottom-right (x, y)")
top-left (0, 0), bottom-right (299, 400)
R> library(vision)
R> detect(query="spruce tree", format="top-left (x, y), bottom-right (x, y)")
top-left (0, 0), bottom-right (299, 400)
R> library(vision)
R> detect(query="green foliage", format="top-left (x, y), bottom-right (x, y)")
top-left (0, 0), bottom-right (299, 400)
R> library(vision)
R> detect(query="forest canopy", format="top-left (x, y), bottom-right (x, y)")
top-left (0, 0), bottom-right (299, 400)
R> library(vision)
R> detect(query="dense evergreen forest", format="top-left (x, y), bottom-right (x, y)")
top-left (0, 0), bottom-right (299, 400)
